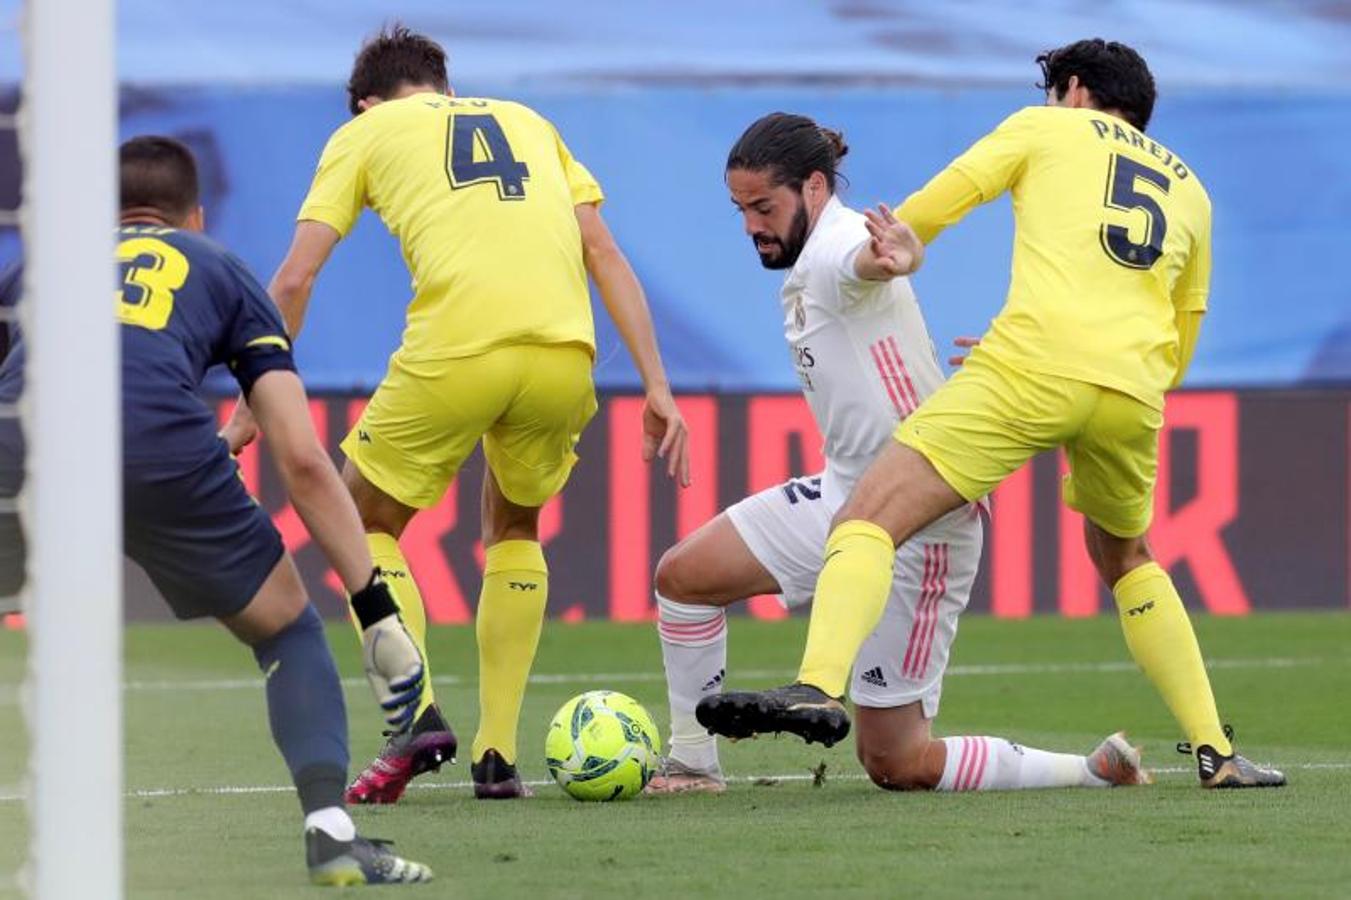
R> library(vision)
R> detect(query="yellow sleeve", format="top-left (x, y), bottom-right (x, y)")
top-left (894, 107), bottom-right (1038, 243)
top-left (1172, 219), bottom-right (1212, 314)
top-left (296, 122), bottom-right (367, 238)
top-left (947, 108), bottom-right (1039, 202)
top-left (1169, 198), bottom-right (1211, 389)
top-left (894, 167), bottom-right (984, 244)
top-left (1170, 310), bottom-right (1204, 390)
top-left (552, 125), bottom-right (605, 207)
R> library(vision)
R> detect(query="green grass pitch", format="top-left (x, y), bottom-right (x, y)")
top-left (1, 612), bottom-right (1348, 898)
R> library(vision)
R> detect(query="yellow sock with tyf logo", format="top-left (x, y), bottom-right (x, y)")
top-left (1113, 562), bottom-right (1232, 755)
top-left (472, 540), bottom-right (549, 765)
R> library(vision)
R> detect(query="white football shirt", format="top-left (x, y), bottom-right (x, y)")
top-left (780, 195), bottom-right (977, 532)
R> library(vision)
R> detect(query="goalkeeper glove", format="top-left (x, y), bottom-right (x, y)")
top-left (350, 571), bottom-right (425, 735)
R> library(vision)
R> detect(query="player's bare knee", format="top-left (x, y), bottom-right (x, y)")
top-left (858, 741), bottom-right (935, 791)
top-left (482, 503), bottom-right (539, 546)
top-left (223, 555), bottom-right (309, 646)
top-left (654, 545), bottom-right (730, 605)
top-left (480, 472), bottom-right (541, 545)
top-left (855, 707), bottom-right (942, 791)
top-left (343, 461), bottom-right (413, 537)
top-left (361, 507), bottom-right (408, 538)
top-left (1083, 519), bottom-right (1153, 586)
top-left (654, 543), bottom-right (698, 601)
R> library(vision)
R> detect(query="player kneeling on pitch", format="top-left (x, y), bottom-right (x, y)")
top-left (698, 41), bottom-right (1283, 790)
top-left (0, 137), bottom-right (434, 885)
top-left (649, 114), bottom-right (1147, 795)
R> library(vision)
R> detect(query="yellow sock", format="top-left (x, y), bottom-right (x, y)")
top-left (797, 520), bottom-right (896, 698)
top-left (362, 532), bottom-right (436, 716)
top-left (472, 540), bottom-right (548, 765)
top-left (1113, 562), bottom-right (1232, 755)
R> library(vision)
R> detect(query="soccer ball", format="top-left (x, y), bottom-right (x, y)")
top-left (545, 690), bottom-right (661, 801)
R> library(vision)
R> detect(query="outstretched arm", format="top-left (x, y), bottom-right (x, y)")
top-left (576, 202), bottom-right (691, 486)
top-left (851, 158), bottom-right (990, 285)
top-left (854, 203), bottom-right (927, 280)
top-left (892, 106), bottom-right (1037, 245)
top-left (893, 168), bottom-right (985, 246)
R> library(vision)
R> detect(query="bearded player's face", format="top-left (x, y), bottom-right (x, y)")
top-left (727, 168), bottom-right (810, 270)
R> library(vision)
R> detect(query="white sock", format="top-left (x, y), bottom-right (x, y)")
top-left (936, 736), bottom-right (1107, 791)
top-left (304, 805), bottom-right (356, 841)
top-left (657, 593), bottom-right (727, 775)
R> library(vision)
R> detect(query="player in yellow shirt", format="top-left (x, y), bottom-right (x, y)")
top-left (225, 26), bottom-right (689, 801)
top-left (697, 39), bottom-right (1284, 789)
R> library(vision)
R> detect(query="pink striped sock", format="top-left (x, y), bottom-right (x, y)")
top-left (936, 736), bottom-right (1103, 791)
top-left (657, 594), bottom-right (727, 774)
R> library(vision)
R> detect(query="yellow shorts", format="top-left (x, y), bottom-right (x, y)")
top-left (340, 343), bottom-right (597, 509)
top-left (895, 350), bottom-right (1163, 538)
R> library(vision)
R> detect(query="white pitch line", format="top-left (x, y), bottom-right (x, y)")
top-left (1, 762), bottom-right (1347, 804)
top-left (0, 656), bottom-right (1334, 705)
top-left (112, 655), bottom-right (1333, 693)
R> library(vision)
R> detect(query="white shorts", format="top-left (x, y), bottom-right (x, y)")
top-left (726, 472), bottom-right (983, 717)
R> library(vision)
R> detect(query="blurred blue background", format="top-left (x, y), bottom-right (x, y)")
top-left (2, 0), bottom-right (1349, 389)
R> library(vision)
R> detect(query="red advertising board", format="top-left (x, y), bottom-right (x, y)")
top-left (114, 390), bottom-right (1351, 620)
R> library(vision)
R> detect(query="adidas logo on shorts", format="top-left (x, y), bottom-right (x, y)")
top-left (860, 666), bottom-right (887, 688)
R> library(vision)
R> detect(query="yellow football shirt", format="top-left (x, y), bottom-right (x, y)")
top-left (897, 105), bottom-right (1211, 410)
top-left (299, 94), bottom-right (604, 362)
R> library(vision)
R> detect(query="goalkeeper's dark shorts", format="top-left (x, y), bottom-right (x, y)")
top-left (124, 441), bottom-right (283, 620)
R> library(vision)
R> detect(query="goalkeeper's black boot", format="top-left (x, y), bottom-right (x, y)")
top-left (1178, 726), bottom-right (1287, 788)
top-left (696, 682), bottom-right (850, 748)
top-left (306, 829), bottom-right (433, 886)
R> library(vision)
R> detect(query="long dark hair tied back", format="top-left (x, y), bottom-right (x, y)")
top-left (726, 112), bottom-right (849, 192)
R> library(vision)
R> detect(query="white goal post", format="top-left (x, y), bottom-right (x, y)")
top-left (21, 0), bottom-right (121, 896)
